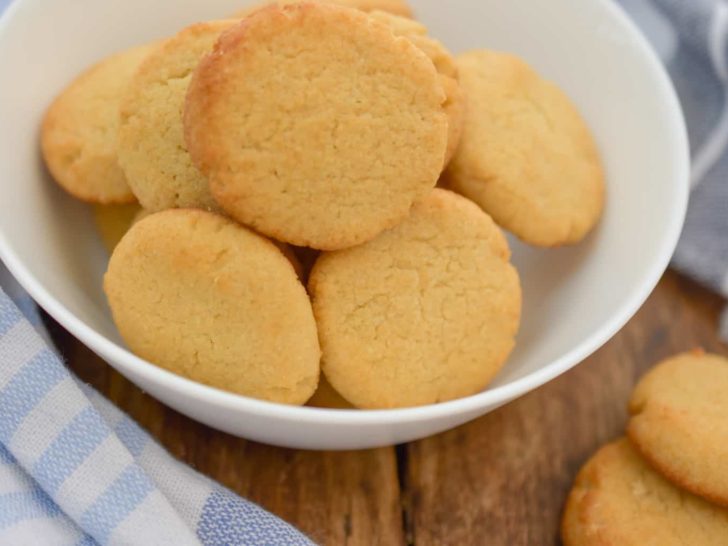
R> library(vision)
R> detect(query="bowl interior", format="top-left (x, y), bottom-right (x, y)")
top-left (0, 0), bottom-right (687, 413)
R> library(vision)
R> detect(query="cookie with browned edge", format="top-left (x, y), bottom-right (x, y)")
top-left (444, 50), bottom-right (604, 247)
top-left (562, 438), bottom-right (728, 545)
top-left (309, 189), bottom-right (521, 409)
top-left (104, 209), bottom-right (320, 404)
top-left (118, 21), bottom-right (237, 212)
top-left (42, 44), bottom-right (154, 204)
top-left (185, 3), bottom-right (448, 250)
top-left (628, 351), bottom-right (728, 507)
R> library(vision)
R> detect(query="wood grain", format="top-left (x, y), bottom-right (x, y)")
top-left (54, 328), bottom-right (404, 546)
top-left (55, 271), bottom-right (726, 545)
top-left (403, 271), bottom-right (727, 546)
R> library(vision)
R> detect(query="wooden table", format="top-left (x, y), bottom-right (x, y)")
top-left (54, 271), bottom-right (726, 546)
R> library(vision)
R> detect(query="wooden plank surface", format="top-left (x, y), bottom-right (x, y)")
top-left (55, 271), bottom-right (726, 545)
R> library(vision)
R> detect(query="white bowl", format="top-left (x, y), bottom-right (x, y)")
top-left (0, 0), bottom-right (688, 450)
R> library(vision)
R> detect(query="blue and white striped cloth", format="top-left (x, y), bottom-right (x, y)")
top-left (621, 0), bottom-right (728, 337)
top-left (0, 267), bottom-right (314, 546)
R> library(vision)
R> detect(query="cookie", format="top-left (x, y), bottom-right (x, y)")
top-left (628, 351), bottom-right (728, 507)
top-left (367, 10), bottom-right (464, 166)
top-left (443, 50), bottom-right (605, 247)
top-left (104, 209), bottom-right (320, 404)
top-left (93, 203), bottom-right (142, 252)
top-left (307, 377), bottom-right (354, 409)
top-left (118, 21), bottom-right (236, 212)
top-left (308, 189), bottom-right (521, 409)
top-left (562, 438), bottom-right (728, 546)
top-left (184, 3), bottom-right (448, 250)
top-left (41, 44), bottom-right (154, 204)
top-left (233, 0), bottom-right (413, 19)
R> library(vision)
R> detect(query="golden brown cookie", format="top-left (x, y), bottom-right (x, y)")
top-left (42, 44), bottom-right (154, 204)
top-left (628, 351), bottom-right (728, 507)
top-left (444, 50), bottom-right (605, 247)
top-left (562, 438), bottom-right (728, 546)
top-left (307, 377), bottom-right (354, 409)
top-left (93, 203), bottom-right (142, 252)
top-left (184, 3), bottom-right (448, 250)
top-left (308, 189), bottom-right (521, 409)
top-left (118, 21), bottom-right (236, 212)
top-left (367, 10), bottom-right (464, 167)
top-left (104, 209), bottom-right (320, 404)
top-left (233, 0), bottom-right (413, 19)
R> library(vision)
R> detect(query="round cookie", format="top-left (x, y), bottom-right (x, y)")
top-left (41, 44), bottom-right (154, 204)
top-left (308, 189), bottom-right (521, 409)
top-left (184, 3), bottom-right (448, 250)
top-left (93, 203), bottom-right (142, 252)
top-left (367, 10), bottom-right (464, 167)
top-left (233, 0), bottom-right (413, 19)
top-left (104, 209), bottom-right (320, 404)
top-left (444, 50), bottom-right (605, 247)
top-left (628, 351), bottom-right (728, 507)
top-left (118, 21), bottom-right (236, 212)
top-left (562, 438), bottom-right (728, 546)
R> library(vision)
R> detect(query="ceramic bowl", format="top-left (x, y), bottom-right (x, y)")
top-left (0, 0), bottom-right (689, 449)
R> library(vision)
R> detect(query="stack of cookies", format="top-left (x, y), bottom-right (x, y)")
top-left (563, 351), bottom-right (728, 545)
top-left (41, 0), bottom-right (605, 409)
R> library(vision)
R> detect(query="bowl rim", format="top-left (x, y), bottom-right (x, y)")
top-left (0, 0), bottom-right (690, 426)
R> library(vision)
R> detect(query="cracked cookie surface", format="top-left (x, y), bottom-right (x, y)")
top-left (118, 20), bottom-right (236, 212)
top-left (184, 3), bottom-right (448, 250)
top-left (308, 189), bottom-right (521, 409)
top-left (628, 351), bottom-right (728, 507)
top-left (562, 438), bottom-right (728, 546)
top-left (104, 209), bottom-right (320, 404)
top-left (444, 50), bottom-right (605, 247)
top-left (42, 44), bottom-right (154, 204)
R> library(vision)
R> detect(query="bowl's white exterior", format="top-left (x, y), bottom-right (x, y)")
top-left (0, 0), bottom-right (688, 449)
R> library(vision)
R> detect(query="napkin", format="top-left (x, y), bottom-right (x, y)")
top-left (0, 264), bottom-right (315, 545)
top-left (620, 0), bottom-right (728, 337)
